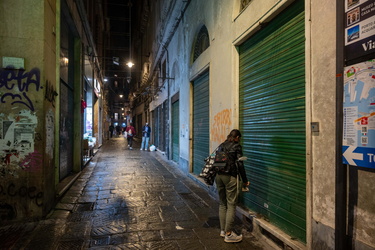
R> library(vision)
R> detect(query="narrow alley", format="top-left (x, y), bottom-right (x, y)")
top-left (0, 137), bottom-right (272, 249)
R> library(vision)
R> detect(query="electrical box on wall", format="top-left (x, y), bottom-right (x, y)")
top-left (311, 122), bottom-right (319, 132)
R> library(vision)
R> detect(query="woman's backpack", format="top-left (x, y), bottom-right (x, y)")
top-left (212, 144), bottom-right (231, 174)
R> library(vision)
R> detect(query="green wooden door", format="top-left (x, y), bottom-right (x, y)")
top-left (172, 100), bottom-right (180, 163)
top-left (192, 71), bottom-right (210, 175)
top-left (239, 0), bottom-right (306, 242)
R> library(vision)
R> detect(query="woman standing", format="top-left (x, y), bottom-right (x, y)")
top-left (215, 129), bottom-right (250, 243)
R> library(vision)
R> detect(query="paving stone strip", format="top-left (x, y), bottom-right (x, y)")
top-left (0, 138), bottom-right (270, 249)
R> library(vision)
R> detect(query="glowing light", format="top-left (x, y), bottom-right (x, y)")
top-left (126, 61), bottom-right (134, 68)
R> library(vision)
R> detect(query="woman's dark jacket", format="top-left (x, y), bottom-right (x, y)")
top-left (218, 140), bottom-right (248, 183)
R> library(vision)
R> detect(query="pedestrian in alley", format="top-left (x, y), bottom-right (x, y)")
top-left (115, 125), bottom-right (122, 137)
top-left (125, 123), bottom-right (136, 149)
top-left (140, 122), bottom-right (151, 151)
top-left (215, 129), bottom-right (250, 243)
top-left (109, 124), bottom-right (114, 138)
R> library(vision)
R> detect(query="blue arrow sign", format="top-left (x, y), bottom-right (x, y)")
top-left (343, 146), bottom-right (375, 169)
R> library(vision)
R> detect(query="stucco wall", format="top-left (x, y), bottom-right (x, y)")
top-left (0, 0), bottom-right (57, 221)
top-left (309, 0), bottom-right (337, 248)
top-left (310, 0), bottom-right (375, 249)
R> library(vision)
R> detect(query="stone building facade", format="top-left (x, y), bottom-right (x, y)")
top-left (130, 0), bottom-right (375, 249)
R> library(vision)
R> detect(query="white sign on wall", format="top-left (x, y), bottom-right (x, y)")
top-left (2, 56), bottom-right (24, 69)
top-left (343, 60), bottom-right (375, 168)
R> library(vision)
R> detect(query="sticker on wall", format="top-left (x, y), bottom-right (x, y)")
top-left (0, 110), bottom-right (38, 177)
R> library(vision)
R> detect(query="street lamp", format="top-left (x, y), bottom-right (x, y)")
top-left (126, 61), bottom-right (134, 68)
top-left (127, 1), bottom-right (133, 85)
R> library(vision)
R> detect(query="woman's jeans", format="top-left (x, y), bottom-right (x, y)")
top-left (127, 136), bottom-right (134, 147)
top-left (215, 174), bottom-right (238, 233)
top-left (141, 136), bottom-right (150, 150)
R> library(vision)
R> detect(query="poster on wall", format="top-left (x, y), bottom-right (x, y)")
top-left (343, 60), bottom-right (375, 168)
top-left (345, 0), bottom-right (375, 62)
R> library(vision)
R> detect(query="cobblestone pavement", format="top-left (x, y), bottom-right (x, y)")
top-left (0, 137), bottom-right (273, 250)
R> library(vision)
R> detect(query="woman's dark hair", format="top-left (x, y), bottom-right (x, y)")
top-left (227, 129), bottom-right (242, 142)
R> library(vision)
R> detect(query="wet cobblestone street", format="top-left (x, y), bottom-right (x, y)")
top-left (0, 137), bottom-right (272, 249)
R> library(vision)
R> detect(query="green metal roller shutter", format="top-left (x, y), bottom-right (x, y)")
top-left (172, 100), bottom-right (180, 163)
top-left (239, 0), bottom-right (306, 242)
top-left (192, 71), bottom-right (210, 175)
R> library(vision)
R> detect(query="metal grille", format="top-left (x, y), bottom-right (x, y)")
top-left (239, 0), bottom-right (306, 242)
top-left (172, 100), bottom-right (180, 163)
top-left (192, 71), bottom-right (210, 175)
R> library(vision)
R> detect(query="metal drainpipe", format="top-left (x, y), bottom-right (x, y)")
top-left (166, 48), bottom-right (171, 160)
top-left (166, 47), bottom-right (170, 160)
top-left (335, 0), bottom-right (348, 249)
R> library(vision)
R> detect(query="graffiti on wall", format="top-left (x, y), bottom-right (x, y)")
top-left (0, 181), bottom-right (44, 220)
top-left (44, 80), bottom-right (58, 107)
top-left (0, 110), bottom-right (38, 177)
top-left (0, 183), bottom-right (43, 207)
top-left (0, 202), bottom-right (17, 220)
top-left (0, 173), bottom-right (45, 221)
top-left (0, 67), bottom-right (53, 220)
top-left (0, 68), bottom-right (41, 111)
top-left (211, 109), bottom-right (232, 143)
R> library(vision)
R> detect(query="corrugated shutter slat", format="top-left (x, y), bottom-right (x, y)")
top-left (193, 72), bottom-right (210, 175)
top-left (172, 100), bottom-right (180, 163)
top-left (239, 0), bottom-right (306, 242)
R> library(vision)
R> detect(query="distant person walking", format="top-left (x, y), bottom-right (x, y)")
top-left (109, 124), bottom-right (114, 138)
top-left (140, 122), bottom-right (151, 151)
top-left (125, 123), bottom-right (136, 149)
top-left (115, 125), bottom-right (121, 137)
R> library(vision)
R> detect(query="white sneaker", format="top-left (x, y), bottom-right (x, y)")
top-left (140, 148), bottom-right (143, 150)
top-left (220, 230), bottom-right (225, 238)
top-left (224, 232), bottom-right (242, 243)
top-left (130, 147), bottom-right (133, 150)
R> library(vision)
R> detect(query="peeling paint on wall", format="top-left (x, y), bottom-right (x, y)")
top-left (45, 109), bottom-right (54, 159)
top-left (211, 109), bottom-right (232, 143)
top-left (0, 110), bottom-right (38, 177)
top-left (181, 123), bottom-right (188, 138)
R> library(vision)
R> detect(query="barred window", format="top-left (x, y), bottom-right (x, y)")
top-left (193, 25), bottom-right (210, 62)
